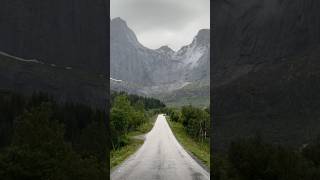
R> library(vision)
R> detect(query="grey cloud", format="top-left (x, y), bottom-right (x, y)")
top-left (111, 0), bottom-right (210, 50)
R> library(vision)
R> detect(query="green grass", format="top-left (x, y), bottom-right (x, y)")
top-left (166, 116), bottom-right (210, 168)
top-left (110, 114), bottom-right (157, 169)
top-left (110, 139), bottom-right (143, 168)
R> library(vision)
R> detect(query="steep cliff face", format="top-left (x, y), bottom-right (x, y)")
top-left (183, 29), bottom-right (210, 83)
top-left (212, 0), bottom-right (320, 151)
top-left (110, 18), bottom-right (183, 87)
top-left (0, 0), bottom-right (108, 74)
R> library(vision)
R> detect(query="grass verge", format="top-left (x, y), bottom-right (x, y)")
top-left (166, 116), bottom-right (210, 168)
top-left (110, 114), bottom-right (158, 169)
top-left (110, 138), bottom-right (143, 168)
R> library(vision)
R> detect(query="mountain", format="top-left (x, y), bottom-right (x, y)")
top-left (212, 0), bottom-right (320, 151)
top-left (110, 17), bottom-right (183, 87)
top-left (0, 1), bottom-right (108, 109)
top-left (0, 51), bottom-right (107, 108)
top-left (110, 18), bottom-right (210, 106)
top-left (0, 0), bottom-right (108, 74)
top-left (181, 29), bottom-right (210, 83)
top-left (156, 46), bottom-right (175, 56)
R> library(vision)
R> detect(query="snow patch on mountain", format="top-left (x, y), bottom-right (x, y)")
top-left (173, 45), bottom-right (207, 68)
top-left (110, 77), bottom-right (123, 82)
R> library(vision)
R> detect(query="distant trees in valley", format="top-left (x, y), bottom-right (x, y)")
top-left (111, 91), bottom-right (165, 110)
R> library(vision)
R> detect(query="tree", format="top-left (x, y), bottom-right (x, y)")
top-left (170, 111), bottom-right (181, 122)
top-left (0, 103), bottom-right (107, 179)
top-left (110, 95), bottom-right (133, 149)
top-left (79, 120), bottom-right (108, 163)
top-left (227, 137), bottom-right (313, 180)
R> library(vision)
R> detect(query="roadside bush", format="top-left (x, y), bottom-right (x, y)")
top-left (180, 105), bottom-right (210, 141)
top-left (170, 111), bottom-right (181, 122)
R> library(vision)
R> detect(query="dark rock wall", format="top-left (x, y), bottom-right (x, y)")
top-left (213, 0), bottom-right (320, 65)
top-left (212, 0), bottom-right (320, 151)
top-left (212, 0), bottom-right (320, 85)
top-left (0, 0), bottom-right (108, 74)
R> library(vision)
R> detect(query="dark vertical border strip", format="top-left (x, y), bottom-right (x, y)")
top-left (210, 0), bottom-right (214, 178)
top-left (105, 0), bottom-right (110, 179)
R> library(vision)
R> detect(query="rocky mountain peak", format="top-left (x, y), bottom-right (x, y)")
top-left (110, 17), bottom-right (142, 48)
top-left (156, 45), bottom-right (175, 55)
top-left (192, 29), bottom-right (210, 47)
top-left (157, 45), bottom-right (174, 52)
top-left (111, 17), bottom-right (127, 27)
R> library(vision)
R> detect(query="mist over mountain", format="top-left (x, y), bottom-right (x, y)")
top-left (212, 0), bottom-right (320, 151)
top-left (110, 17), bottom-right (210, 106)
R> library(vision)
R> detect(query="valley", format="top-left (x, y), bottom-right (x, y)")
top-left (110, 17), bottom-right (210, 107)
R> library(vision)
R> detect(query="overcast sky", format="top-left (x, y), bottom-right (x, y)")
top-left (110, 0), bottom-right (210, 51)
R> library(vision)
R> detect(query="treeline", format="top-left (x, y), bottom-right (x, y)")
top-left (163, 105), bottom-right (210, 142)
top-left (213, 137), bottom-right (320, 180)
top-left (111, 91), bottom-right (165, 110)
top-left (0, 90), bottom-right (108, 179)
top-left (110, 92), bottom-right (165, 150)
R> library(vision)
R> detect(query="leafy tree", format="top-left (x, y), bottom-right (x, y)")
top-left (110, 95), bottom-right (133, 149)
top-left (179, 105), bottom-right (210, 141)
top-left (170, 111), bottom-right (181, 122)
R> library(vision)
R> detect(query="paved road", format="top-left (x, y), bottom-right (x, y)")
top-left (111, 114), bottom-right (210, 180)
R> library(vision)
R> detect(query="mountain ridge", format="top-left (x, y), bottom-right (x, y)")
top-left (110, 17), bottom-right (210, 106)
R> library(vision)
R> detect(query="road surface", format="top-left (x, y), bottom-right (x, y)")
top-left (111, 114), bottom-right (210, 180)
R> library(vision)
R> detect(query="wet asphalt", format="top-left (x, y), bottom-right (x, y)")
top-left (111, 114), bottom-right (210, 180)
